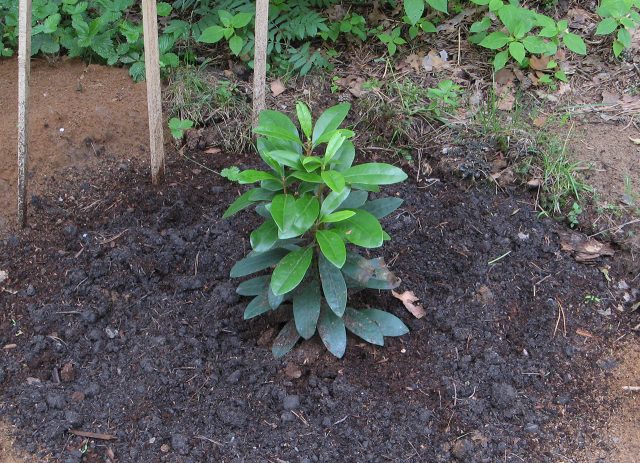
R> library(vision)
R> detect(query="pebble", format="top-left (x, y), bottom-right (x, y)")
top-left (282, 395), bottom-right (300, 410)
top-left (524, 423), bottom-right (539, 433)
top-left (105, 327), bottom-right (118, 339)
top-left (26, 285), bottom-right (36, 297)
top-left (170, 434), bottom-right (190, 455)
top-left (226, 369), bottom-right (242, 384)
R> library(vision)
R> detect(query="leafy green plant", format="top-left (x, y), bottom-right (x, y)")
top-left (221, 166), bottom-right (241, 181)
top-left (223, 102), bottom-right (409, 358)
top-left (595, 0), bottom-right (640, 57)
top-left (197, 10), bottom-right (254, 56)
top-left (427, 79), bottom-right (462, 117)
top-left (168, 117), bottom-right (194, 140)
top-left (320, 13), bottom-right (367, 41)
top-left (377, 27), bottom-right (407, 56)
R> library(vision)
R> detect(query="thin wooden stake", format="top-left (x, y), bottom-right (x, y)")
top-left (141, 0), bottom-right (165, 185)
top-left (252, 0), bottom-right (269, 125)
top-left (17, 0), bottom-right (32, 227)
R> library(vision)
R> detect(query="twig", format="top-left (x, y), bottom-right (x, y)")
top-left (588, 218), bottom-right (640, 238)
top-left (488, 250), bottom-right (511, 265)
top-left (622, 386), bottom-right (640, 392)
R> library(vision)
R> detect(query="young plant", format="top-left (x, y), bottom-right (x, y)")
top-left (198, 9), bottom-right (254, 56)
top-left (595, 0), bottom-right (640, 57)
top-left (168, 117), bottom-right (194, 140)
top-left (377, 27), bottom-right (407, 56)
top-left (427, 79), bottom-right (462, 117)
top-left (224, 102), bottom-right (410, 358)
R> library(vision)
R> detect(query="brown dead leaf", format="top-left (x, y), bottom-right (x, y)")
top-left (270, 79), bottom-right (286, 97)
top-left (204, 147), bottom-right (221, 155)
top-left (495, 81), bottom-right (515, 111)
top-left (527, 178), bottom-right (543, 188)
top-left (422, 50), bottom-right (448, 72)
top-left (284, 363), bottom-right (302, 379)
top-left (69, 430), bottom-right (116, 441)
top-left (392, 290), bottom-right (426, 318)
top-left (533, 116), bottom-right (547, 127)
top-left (400, 53), bottom-right (423, 73)
top-left (559, 231), bottom-right (615, 262)
top-left (337, 75), bottom-right (366, 97)
top-left (495, 68), bottom-right (515, 85)
top-left (529, 55), bottom-right (550, 71)
top-left (576, 328), bottom-right (594, 338)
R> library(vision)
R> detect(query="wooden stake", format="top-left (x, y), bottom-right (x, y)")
top-left (252, 0), bottom-right (269, 125)
top-left (141, 0), bottom-right (165, 185)
top-left (17, 0), bottom-right (32, 227)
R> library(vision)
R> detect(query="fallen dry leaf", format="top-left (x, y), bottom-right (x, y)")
top-left (69, 430), bottom-right (116, 441)
top-left (529, 56), bottom-right (550, 71)
top-left (392, 290), bottom-right (426, 318)
top-left (204, 147), bottom-right (221, 154)
top-left (495, 81), bottom-right (516, 111)
top-left (576, 328), bottom-right (594, 338)
top-left (422, 50), bottom-right (448, 72)
top-left (559, 231), bottom-right (615, 262)
top-left (533, 116), bottom-right (547, 127)
top-left (270, 79), bottom-right (286, 97)
top-left (336, 75), bottom-right (366, 97)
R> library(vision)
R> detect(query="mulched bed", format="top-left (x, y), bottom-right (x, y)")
top-left (0, 150), bottom-right (635, 463)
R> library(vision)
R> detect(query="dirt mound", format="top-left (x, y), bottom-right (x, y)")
top-left (0, 57), bottom-right (150, 235)
top-left (1, 152), bottom-right (637, 462)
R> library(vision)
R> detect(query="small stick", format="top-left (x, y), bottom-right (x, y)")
top-left (622, 386), bottom-right (640, 392)
top-left (141, 0), bottom-right (165, 184)
top-left (488, 250), bottom-right (511, 265)
top-left (69, 430), bottom-right (116, 441)
top-left (252, 0), bottom-right (269, 125)
top-left (17, 0), bottom-right (32, 227)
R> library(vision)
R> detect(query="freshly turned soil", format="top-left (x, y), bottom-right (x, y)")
top-left (0, 151), bottom-right (636, 463)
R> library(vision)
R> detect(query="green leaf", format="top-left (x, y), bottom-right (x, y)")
top-left (343, 308), bottom-right (384, 346)
top-left (316, 230), bottom-right (347, 268)
top-left (470, 17), bottom-right (492, 33)
top-left (270, 248), bottom-right (313, 295)
top-left (522, 36), bottom-right (549, 54)
top-left (596, 17), bottom-right (618, 35)
top-left (479, 31), bottom-right (510, 50)
top-left (270, 194), bottom-right (297, 234)
top-left (361, 309), bottom-right (409, 337)
top-left (256, 110), bottom-right (302, 145)
top-left (324, 133), bottom-right (347, 164)
top-left (321, 170), bottom-right (346, 193)
top-left (613, 39), bottom-right (625, 57)
top-left (493, 50), bottom-right (509, 71)
top-left (318, 254), bottom-right (347, 316)
top-left (296, 102), bottom-right (313, 139)
top-left (232, 12), bottom-right (253, 28)
top-left (320, 210), bottom-right (356, 223)
top-left (293, 279), bottom-right (321, 339)
top-left (617, 27), bottom-right (632, 48)
top-left (289, 195), bottom-right (320, 238)
top-left (268, 286), bottom-right (284, 309)
top-left (243, 293), bottom-right (271, 319)
top-left (223, 188), bottom-right (272, 218)
top-left (230, 248), bottom-right (289, 278)
top-left (229, 35), bottom-right (243, 56)
top-left (156, 2), bottom-right (172, 16)
top-left (237, 169), bottom-right (279, 184)
top-left (421, 20), bottom-right (437, 33)
top-left (272, 320), bottom-right (301, 358)
top-left (339, 190), bottom-right (368, 209)
top-left (508, 41), bottom-right (526, 63)
top-left (302, 156), bottom-right (324, 172)
top-left (321, 187), bottom-right (352, 215)
top-left (404, 0), bottom-right (425, 26)
top-left (250, 220), bottom-right (279, 252)
top-left (342, 163), bottom-right (407, 185)
top-left (312, 103), bottom-right (351, 146)
top-left (563, 33), bottom-right (586, 55)
top-left (361, 197), bottom-right (403, 219)
top-left (236, 275), bottom-right (269, 296)
top-left (290, 171), bottom-right (322, 183)
top-left (198, 25), bottom-right (226, 44)
top-left (267, 150), bottom-right (302, 169)
top-left (334, 210), bottom-right (384, 248)
top-left (427, 0), bottom-right (448, 14)
top-left (317, 305), bottom-right (347, 358)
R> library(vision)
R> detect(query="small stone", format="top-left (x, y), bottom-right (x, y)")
top-left (280, 411), bottom-right (295, 422)
top-left (26, 377), bottom-right (41, 385)
top-left (160, 444), bottom-right (170, 453)
top-left (524, 423), bottom-right (539, 433)
top-left (105, 327), bottom-right (118, 339)
top-left (170, 434), bottom-right (190, 455)
top-left (61, 363), bottom-right (75, 382)
top-left (284, 363), bottom-right (302, 380)
top-left (282, 395), bottom-right (300, 411)
top-left (26, 285), bottom-right (36, 297)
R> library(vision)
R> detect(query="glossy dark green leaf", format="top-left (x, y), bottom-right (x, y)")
top-left (343, 307), bottom-right (384, 346)
top-left (243, 294), bottom-right (271, 319)
top-left (268, 150), bottom-right (303, 169)
top-left (323, 132), bottom-right (346, 163)
top-left (316, 230), bottom-right (346, 268)
top-left (293, 279), bottom-right (321, 339)
top-left (321, 187), bottom-right (351, 215)
top-left (289, 195), bottom-right (320, 238)
top-left (317, 305), bottom-right (347, 358)
top-left (271, 247), bottom-right (313, 295)
top-left (318, 254), bottom-right (347, 316)
top-left (289, 171), bottom-right (322, 183)
top-left (339, 190), bottom-right (368, 209)
top-left (268, 286), bottom-right (284, 309)
top-left (237, 169), bottom-right (280, 184)
top-left (272, 320), bottom-right (301, 358)
top-left (334, 210), bottom-right (384, 248)
top-left (330, 140), bottom-right (356, 172)
top-left (342, 163), bottom-right (408, 185)
top-left (230, 248), bottom-right (289, 278)
top-left (260, 179), bottom-right (286, 191)
top-left (312, 103), bottom-right (351, 146)
top-left (361, 309), bottom-right (409, 337)
top-left (296, 101), bottom-right (313, 139)
top-left (321, 170), bottom-right (346, 193)
top-left (223, 188), bottom-right (267, 218)
top-left (250, 220), bottom-right (279, 252)
top-left (361, 197), bottom-right (404, 219)
top-left (236, 275), bottom-right (269, 296)
top-left (270, 194), bottom-right (296, 234)
top-left (255, 110), bottom-right (302, 145)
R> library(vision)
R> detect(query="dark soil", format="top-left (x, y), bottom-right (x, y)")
top-left (0, 150), bottom-right (637, 463)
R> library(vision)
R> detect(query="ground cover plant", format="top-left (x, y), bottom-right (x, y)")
top-left (223, 102), bottom-right (410, 357)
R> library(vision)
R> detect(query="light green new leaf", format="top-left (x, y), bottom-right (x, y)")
top-left (270, 247), bottom-right (313, 295)
top-left (317, 306), bottom-right (346, 358)
top-left (334, 210), bottom-right (384, 248)
top-left (342, 163), bottom-right (407, 185)
top-left (321, 187), bottom-right (351, 215)
top-left (320, 210), bottom-right (355, 223)
top-left (237, 169), bottom-right (280, 184)
top-left (563, 33), bottom-right (586, 55)
top-left (596, 17), bottom-right (618, 35)
top-left (324, 132), bottom-right (346, 164)
top-left (493, 50), bottom-right (509, 71)
top-left (361, 309), bottom-right (409, 337)
top-left (272, 320), bottom-right (301, 358)
top-left (270, 194), bottom-right (296, 233)
top-left (318, 254), bottom-right (347, 316)
top-left (343, 307), bottom-right (384, 346)
top-left (198, 25), bottom-right (226, 44)
top-left (230, 248), bottom-right (289, 278)
top-left (289, 171), bottom-right (323, 183)
top-left (427, 0), bottom-right (448, 13)
top-left (321, 170), bottom-right (346, 193)
top-left (302, 156), bottom-right (324, 172)
top-left (404, 0), bottom-right (424, 26)
top-left (312, 103), bottom-right (351, 146)
top-left (267, 150), bottom-right (302, 169)
top-left (316, 230), bottom-right (346, 268)
top-left (479, 31), bottom-right (511, 49)
top-left (508, 41), bottom-right (526, 63)
top-left (293, 279), bottom-right (321, 339)
top-left (250, 219), bottom-right (279, 252)
top-left (296, 102), bottom-right (313, 139)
